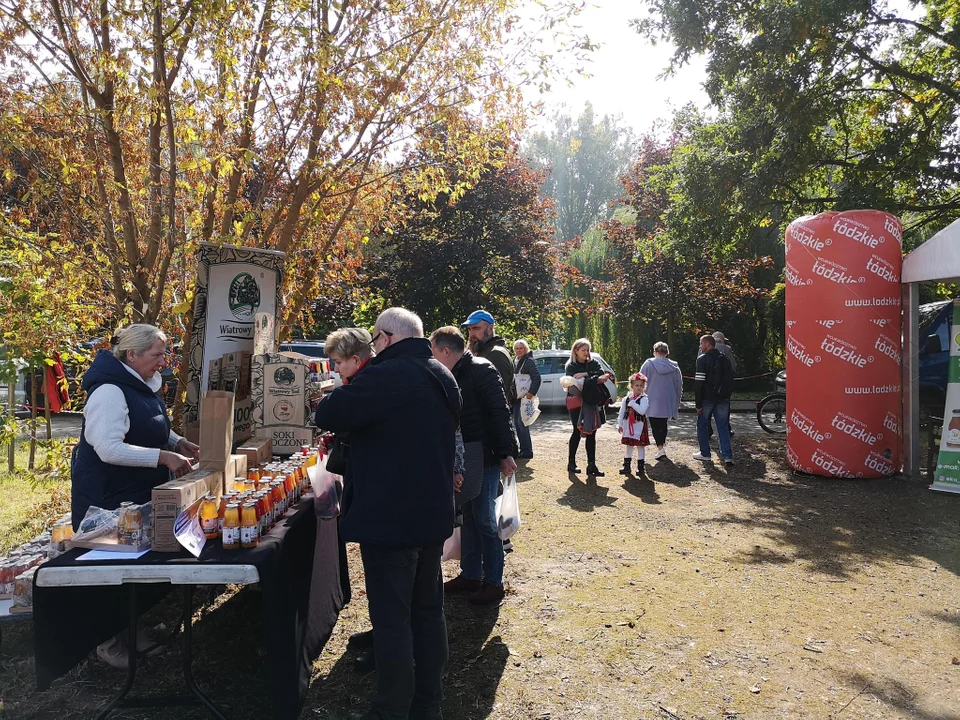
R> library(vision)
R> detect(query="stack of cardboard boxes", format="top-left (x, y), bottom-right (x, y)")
top-left (152, 390), bottom-right (259, 552)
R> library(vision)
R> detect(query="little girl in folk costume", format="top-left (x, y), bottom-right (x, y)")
top-left (618, 373), bottom-right (651, 477)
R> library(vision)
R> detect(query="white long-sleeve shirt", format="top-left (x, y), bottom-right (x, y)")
top-left (83, 362), bottom-right (181, 467)
top-left (617, 393), bottom-right (650, 441)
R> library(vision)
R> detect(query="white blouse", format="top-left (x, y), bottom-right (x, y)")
top-left (83, 362), bottom-right (181, 467)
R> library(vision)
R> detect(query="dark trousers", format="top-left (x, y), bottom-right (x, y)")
top-left (360, 543), bottom-right (447, 720)
top-left (649, 417), bottom-right (669, 446)
top-left (568, 408), bottom-right (596, 465)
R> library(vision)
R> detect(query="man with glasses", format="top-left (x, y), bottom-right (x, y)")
top-left (314, 308), bottom-right (461, 720)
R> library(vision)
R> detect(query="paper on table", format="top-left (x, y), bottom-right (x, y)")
top-left (77, 548), bottom-right (151, 561)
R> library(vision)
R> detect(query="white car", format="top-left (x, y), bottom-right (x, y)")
top-left (531, 349), bottom-right (618, 408)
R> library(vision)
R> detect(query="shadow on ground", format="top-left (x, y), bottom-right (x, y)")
top-left (702, 435), bottom-right (960, 579)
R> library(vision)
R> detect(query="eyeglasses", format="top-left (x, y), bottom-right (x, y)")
top-left (371, 329), bottom-right (393, 347)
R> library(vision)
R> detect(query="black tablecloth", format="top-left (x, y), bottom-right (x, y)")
top-left (33, 495), bottom-right (348, 719)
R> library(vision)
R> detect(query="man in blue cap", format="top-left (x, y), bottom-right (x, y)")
top-left (462, 310), bottom-right (514, 394)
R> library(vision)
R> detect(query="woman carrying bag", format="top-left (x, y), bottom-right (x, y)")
top-left (511, 339), bottom-right (541, 459)
top-left (564, 338), bottom-right (612, 477)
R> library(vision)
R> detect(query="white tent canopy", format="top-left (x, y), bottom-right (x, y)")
top-left (903, 217), bottom-right (960, 284)
top-left (901, 218), bottom-right (960, 480)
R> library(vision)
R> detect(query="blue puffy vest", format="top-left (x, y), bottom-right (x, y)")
top-left (71, 351), bottom-right (171, 529)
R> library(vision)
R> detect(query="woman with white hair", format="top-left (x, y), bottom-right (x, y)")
top-left (71, 324), bottom-right (199, 529)
top-left (511, 339), bottom-right (541, 459)
top-left (639, 341), bottom-right (683, 459)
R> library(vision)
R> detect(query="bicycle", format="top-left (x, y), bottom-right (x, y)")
top-left (756, 370), bottom-right (787, 434)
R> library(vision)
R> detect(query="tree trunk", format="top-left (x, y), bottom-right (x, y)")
top-left (7, 381), bottom-right (14, 473)
top-left (29, 370), bottom-right (37, 471)
top-left (666, 310), bottom-right (675, 353)
top-left (44, 375), bottom-right (52, 442)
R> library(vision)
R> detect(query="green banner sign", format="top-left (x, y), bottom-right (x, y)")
top-left (931, 299), bottom-right (960, 494)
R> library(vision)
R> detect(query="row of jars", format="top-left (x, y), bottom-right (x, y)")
top-left (198, 449), bottom-right (318, 550)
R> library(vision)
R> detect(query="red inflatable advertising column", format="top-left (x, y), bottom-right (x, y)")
top-left (784, 211), bottom-right (903, 478)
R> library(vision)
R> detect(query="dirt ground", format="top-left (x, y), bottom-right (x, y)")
top-left (2, 411), bottom-right (959, 720)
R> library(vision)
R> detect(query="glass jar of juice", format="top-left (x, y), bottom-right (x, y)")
top-left (240, 502), bottom-right (259, 549)
top-left (199, 495), bottom-right (220, 539)
top-left (222, 503), bottom-right (241, 550)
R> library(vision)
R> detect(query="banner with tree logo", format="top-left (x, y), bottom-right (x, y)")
top-left (184, 243), bottom-right (285, 435)
top-left (931, 300), bottom-right (960, 494)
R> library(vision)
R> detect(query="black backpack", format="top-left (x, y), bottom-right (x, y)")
top-left (711, 352), bottom-right (734, 399)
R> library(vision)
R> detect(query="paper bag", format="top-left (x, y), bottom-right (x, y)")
top-left (199, 391), bottom-right (235, 469)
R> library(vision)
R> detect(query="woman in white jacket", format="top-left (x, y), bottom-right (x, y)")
top-left (618, 373), bottom-right (650, 477)
top-left (639, 342), bottom-right (683, 460)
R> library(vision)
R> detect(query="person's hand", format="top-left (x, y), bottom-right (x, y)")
top-left (159, 450), bottom-right (194, 478)
top-left (176, 438), bottom-right (200, 462)
top-left (618, 426), bottom-right (623, 434)
top-left (573, 372), bottom-right (587, 379)
top-left (500, 456), bottom-right (518, 476)
top-left (453, 473), bottom-right (464, 492)
top-left (600, 372), bottom-right (612, 382)
top-left (696, 407), bottom-right (702, 415)
top-left (524, 392), bottom-right (534, 400)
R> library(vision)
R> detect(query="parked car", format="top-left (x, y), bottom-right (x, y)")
top-left (531, 349), bottom-right (618, 408)
top-left (918, 299), bottom-right (954, 421)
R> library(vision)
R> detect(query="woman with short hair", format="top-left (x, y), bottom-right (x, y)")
top-left (639, 341), bottom-right (683, 459)
top-left (511, 339), bottom-right (541, 459)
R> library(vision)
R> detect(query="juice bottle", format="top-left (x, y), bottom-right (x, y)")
top-left (217, 496), bottom-right (230, 533)
top-left (947, 410), bottom-right (960, 448)
top-left (240, 502), bottom-right (259, 549)
top-left (199, 495), bottom-right (219, 539)
top-left (258, 475), bottom-right (273, 493)
top-left (255, 492), bottom-right (270, 535)
top-left (222, 503), bottom-right (241, 550)
top-left (262, 489), bottom-right (275, 528)
top-left (233, 476), bottom-right (246, 492)
top-left (271, 480), bottom-right (286, 516)
top-left (247, 467), bottom-right (261, 483)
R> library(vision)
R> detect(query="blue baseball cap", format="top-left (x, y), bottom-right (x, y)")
top-left (461, 310), bottom-right (495, 327)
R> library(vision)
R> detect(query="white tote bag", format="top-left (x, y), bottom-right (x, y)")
top-left (514, 373), bottom-right (532, 398)
top-left (495, 473), bottom-right (521, 540)
top-left (519, 395), bottom-right (541, 426)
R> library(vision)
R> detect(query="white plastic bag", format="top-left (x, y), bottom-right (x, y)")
top-left (309, 453), bottom-right (343, 520)
top-left (441, 527), bottom-right (461, 562)
top-left (495, 473), bottom-right (521, 540)
top-left (519, 395), bottom-right (541, 427)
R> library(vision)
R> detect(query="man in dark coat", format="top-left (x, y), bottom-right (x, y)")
top-left (430, 326), bottom-right (517, 606)
top-left (694, 334), bottom-right (734, 465)
top-left (462, 309), bottom-right (514, 392)
top-left (314, 308), bottom-right (462, 720)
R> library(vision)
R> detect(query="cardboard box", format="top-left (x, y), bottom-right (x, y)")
top-left (222, 351), bottom-right (252, 397)
top-left (236, 437), bottom-right (272, 468)
top-left (229, 453), bottom-right (248, 485)
top-left (252, 353), bottom-right (309, 433)
top-left (256, 426), bottom-right (314, 455)
top-left (152, 475), bottom-right (210, 552)
top-left (208, 358), bottom-right (222, 392)
top-left (182, 467), bottom-right (223, 500)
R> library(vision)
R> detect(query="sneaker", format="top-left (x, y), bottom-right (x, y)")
top-left (503, 539), bottom-right (513, 554)
top-left (353, 650), bottom-right (376, 673)
top-left (655, 448), bottom-right (666, 460)
top-left (724, 458), bottom-right (734, 466)
top-left (469, 583), bottom-right (505, 606)
top-left (692, 453), bottom-right (711, 462)
top-left (96, 637), bottom-right (130, 669)
top-left (444, 574), bottom-right (483, 594)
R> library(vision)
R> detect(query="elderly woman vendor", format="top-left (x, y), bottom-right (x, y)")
top-left (71, 323), bottom-right (198, 529)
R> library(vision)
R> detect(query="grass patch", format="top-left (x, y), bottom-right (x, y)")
top-left (0, 437), bottom-right (75, 554)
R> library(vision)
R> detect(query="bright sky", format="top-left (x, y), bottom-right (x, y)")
top-left (524, 0), bottom-right (712, 136)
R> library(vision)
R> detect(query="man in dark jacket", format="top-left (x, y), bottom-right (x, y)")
top-left (693, 334), bottom-right (734, 465)
top-left (314, 308), bottom-right (462, 720)
top-left (462, 309), bottom-right (514, 392)
top-left (430, 326), bottom-right (517, 606)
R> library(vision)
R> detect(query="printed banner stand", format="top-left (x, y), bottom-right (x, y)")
top-left (931, 299), bottom-right (960, 494)
top-left (184, 242), bottom-right (285, 435)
